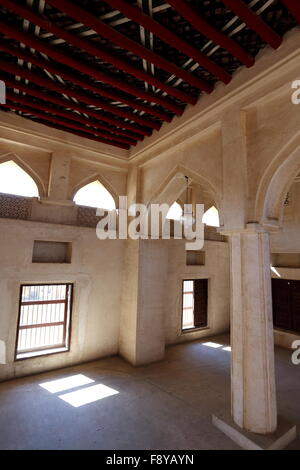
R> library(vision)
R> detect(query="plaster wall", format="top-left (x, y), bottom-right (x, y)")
top-left (1, 28), bottom-right (300, 374)
top-left (165, 239), bottom-right (230, 345)
top-left (0, 123), bottom-right (128, 381)
top-left (0, 218), bottom-right (125, 382)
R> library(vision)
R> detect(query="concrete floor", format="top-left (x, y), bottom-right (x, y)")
top-left (0, 334), bottom-right (299, 450)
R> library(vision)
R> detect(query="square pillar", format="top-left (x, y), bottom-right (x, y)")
top-left (119, 238), bottom-right (167, 366)
top-left (229, 224), bottom-right (277, 434)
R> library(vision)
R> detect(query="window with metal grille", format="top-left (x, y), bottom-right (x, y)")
top-left (15, 283), bottom-right (73, 360)
top-left (182, 279), bottom-right (208, 331)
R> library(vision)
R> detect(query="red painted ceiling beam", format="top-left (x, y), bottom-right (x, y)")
top-left (4, 96), bottom-right (134, 146)
top-left (0, 59), bottom-right (152, 136)
top-left (0, 40), bottom-right (169, 126)
top-left (1, 101), bottom-right (130, 149)
top-left (5, 90), bottom-right (137, 146)
top-left (167, 0), bottom-right (254, 67)
top-left (109, 0), bottom-right (253, 68)
top-left (45, 0), bottom-right (224, 88)
top-left (0, 45), bottom-right (152, 137)
top-left (0, 39), bottom-right (170, 124)
top-left (0, 33), bottom-right (171, 125)
top-left (0, 25), bottom-right (183, 116)
top-left (3, 76), bottom-right (142, 141)
top-left (222, 0), bottom-right (282, 49)
top-left (281, 0), bottom-right (300, 24)
top-left (37, 121), bottom-right (130, 150)
top-left (0, 0), bottom-right (197, 107)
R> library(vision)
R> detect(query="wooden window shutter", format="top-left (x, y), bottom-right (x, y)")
top-left (272, 279), bottom-right (292, 331)
top-left (193, 279), bottom-right (208, 328)
top-left (291, 280), bottom-right (300, 333)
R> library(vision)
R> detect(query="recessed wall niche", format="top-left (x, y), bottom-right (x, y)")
top-left (186, 251), bottom-right (205, 266)
top-left (32, 240), bottom-right (72, 264)
top-left (271, 253), bottom-right (300, 269)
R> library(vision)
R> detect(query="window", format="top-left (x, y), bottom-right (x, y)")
top-left (73, 180), bottom-right (116, 210)
top-left (272, 279), bottom-right (300, 333)
top-left (182, 279), bottom-right (208, 331)
top-left (166, 201), bottom-right (183, 220)
top-left (202, 206), bottom-right (220, 227)
top-left (0, 160), bottom-right (39, 197)
top-left (15, 284), bottom-right (73, 360)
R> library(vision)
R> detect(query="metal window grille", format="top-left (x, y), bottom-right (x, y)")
top-left (15, 283), bottom-right (73, 359)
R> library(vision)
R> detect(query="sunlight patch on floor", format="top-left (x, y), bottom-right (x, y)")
top-left (39, 374), bottom-right (94, 393)
top-left (58, 384), bottom-right (119, 407)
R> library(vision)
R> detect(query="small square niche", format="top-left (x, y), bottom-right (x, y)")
top-left (32, 241), bottom-right (72, 264)
top-left (271, 253), bottom-right (300, 269)
top-left (186, 250), bottom-right (205, 266)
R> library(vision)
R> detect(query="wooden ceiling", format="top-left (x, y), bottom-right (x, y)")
top-left (0, 0), bottom-right (298, 150)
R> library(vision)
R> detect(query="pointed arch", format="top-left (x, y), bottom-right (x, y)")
top-left (202, 205), bottom-right (220, 227)
top-left (0, 152), bottom-right (45, 197)
top-left (166, 201), bottom-right (183, 220)
top-left (72, 173), bottom-right (117, 210)
top-left (148, 165), bottom-right (220, 205)
top-left (147, 164), bottom-right (222, 224)
top-left (0, 160), bottom-right (39, 197)
top-left (255, 133), bottom-right (300, 228)
top-left (70, 173), bottom-right (118, 206)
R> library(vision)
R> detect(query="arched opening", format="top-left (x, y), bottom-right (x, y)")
top-left (256, 141), bottom-right (300, 354)
top-left (166, 201), bottom-right (183, 221)
top-left (0, 160), bottom-right (39, 197)
top-left (202, 205), bottom-right (220, 227)
top-left (256, 138), bottom-right (300, 226)
top-left (73, 180), bottom-right (116, 210)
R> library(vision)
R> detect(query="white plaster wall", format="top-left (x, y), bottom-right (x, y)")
top-left (0, 218), bottom-right (125, 381)
top-left (165, 239), bottom-right (230, 345)
top-left (1, 29), bottom-right (300, 369)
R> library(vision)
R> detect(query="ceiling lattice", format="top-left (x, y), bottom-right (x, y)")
top-left (0, 0), bottom-right (298, 149)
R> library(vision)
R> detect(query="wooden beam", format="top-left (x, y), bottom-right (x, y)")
top-left (0, 0), bottom-right (197, 105)
top-left (2, 101), bottom-right (130, 149)
top-left (0, 41), bottom-right (170, 124)
top-left (3, 77), bottom-right (142, 141)
top-left (281, 0), bottom-right (300, 24)
top-left (0, 38), bottom-right (169, 125)
top-left (222, 0), bottom-right (282, 49)
top-left (0, 23), bottom-right (183, 116)
top-left (109, 0), bottom-right (253, 69)
top-left (0, 59), bottom-right (153, 136)
top-left (46, 0), bottom-right (221, 89)
top-left (5, 90), bottom-right (138, 146)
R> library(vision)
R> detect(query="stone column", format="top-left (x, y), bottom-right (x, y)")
top-left (228, 224), bottom-right (277, 434)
